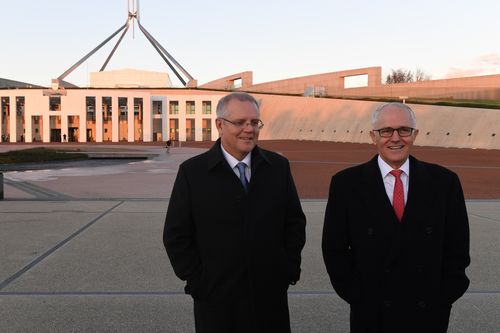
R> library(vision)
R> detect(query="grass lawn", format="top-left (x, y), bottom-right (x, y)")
top-left (0, 147), bottom-right (88, 164)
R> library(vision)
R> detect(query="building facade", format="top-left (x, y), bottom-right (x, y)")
top-left (0, 89), bottom-right (224, 143)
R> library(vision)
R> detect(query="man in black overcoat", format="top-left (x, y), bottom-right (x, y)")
top-left (322, 102), bottom-right (470, 333)
top-left (164, 92), bottom-right (306, 333)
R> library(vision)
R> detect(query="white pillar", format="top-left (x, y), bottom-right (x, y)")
top-left (61, 115), bottom-right (68, 142)
top-left (178, 99), bottom-right (186, 142)
top-left (211, 116), bottom-right (218, 141)
top-left (79, 113), bottom-right (86, 143)
top-left (128, 96), bottom-right (134, 142)
top-left (9, 95), bottom-right (17, 142)
top-left (212, 98), bottom-right (219, 141)
top-left (143, 95), bottom-right (152, 142)
top-left (195, 117), bottom-right (202, 141)
top-left (112, 96), bottom-right (119, 142)
top-left (43, 114), bottom-right (50, 142)
top-left (96, 95), bottom-right (103, 142)
top-left (25, 114), bottom-right (32, 143)
top-left (161, 97), bottom-right (168, 141)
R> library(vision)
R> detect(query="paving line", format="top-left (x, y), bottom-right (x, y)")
top-left (0, 290), bottom-right (498, 297)
top-left (0, 201), bottom-right (124, 291)
top-left (4, 178), bottom-right (73, 199)
top-left (468, 213), bottom-right (500, 223)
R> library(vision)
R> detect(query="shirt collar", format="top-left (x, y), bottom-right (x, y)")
top-left (377, 155), bottom-right (410, 177)
top-left (220, 143), bottom-right (251, 169)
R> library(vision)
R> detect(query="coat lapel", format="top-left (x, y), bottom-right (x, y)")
top-left (207, 140), bottom-right (271, 194)
top-left (207, 139), bottom-right (246, 192)
top-left (402, 155), bottom-right (431, 225)
top-left (248, 145), bottom-right (271, 193)
top-left (360, 156), bottom-right (400, 225)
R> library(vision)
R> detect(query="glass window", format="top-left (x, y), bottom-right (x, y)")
top-left (169, 101), bottom-right (179, 115)
top-left (49, 96), bottom-right (61, 111)
top-left (186, 101), bottom-right (195, 115)
top-left (202, 101), bottom-right (211, 114)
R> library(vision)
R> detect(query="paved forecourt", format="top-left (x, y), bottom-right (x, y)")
top-left (0, 143), bottom-right (499, 332)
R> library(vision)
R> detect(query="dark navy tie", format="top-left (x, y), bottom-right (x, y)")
top-left (236, 162), bottom-right (248, 192)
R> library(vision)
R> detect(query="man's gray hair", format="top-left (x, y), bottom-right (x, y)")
top-left (371, 102), bottom-right (417, 128)
top-left (216, 92), bottom-right (260, 118)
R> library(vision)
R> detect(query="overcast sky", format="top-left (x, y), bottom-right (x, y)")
top-left (2, 0), bottom-right (499, 87)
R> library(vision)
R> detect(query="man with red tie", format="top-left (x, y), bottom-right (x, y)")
top-left (322, 102), bottom-right (470, 333)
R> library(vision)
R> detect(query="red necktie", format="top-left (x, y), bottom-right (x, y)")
top-left (390, 169), bottom-right (404, 221)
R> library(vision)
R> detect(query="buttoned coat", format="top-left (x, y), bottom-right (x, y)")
top-left (164, 139), bottom-right (306, 330)
top-left (322, 155), bottom-right (470, 333)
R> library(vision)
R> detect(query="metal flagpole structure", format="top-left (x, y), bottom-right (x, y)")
top-left (51, 0), bottom-right (196, 90)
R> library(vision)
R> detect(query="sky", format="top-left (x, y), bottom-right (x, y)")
top-left (1, 0), bottom-right (499, 88)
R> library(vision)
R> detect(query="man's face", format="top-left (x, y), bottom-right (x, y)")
top-left (370, 105), bottom-right (419, 169)
top-left (216, 99), bottom-right (260, 161)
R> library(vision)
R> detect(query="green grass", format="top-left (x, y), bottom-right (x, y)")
top-left (0, 148), bottom-right (88, 164)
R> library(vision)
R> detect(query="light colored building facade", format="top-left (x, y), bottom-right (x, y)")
top-left (0, 88), bottom-right (224, 144)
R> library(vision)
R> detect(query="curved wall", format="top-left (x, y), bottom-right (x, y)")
top-left (257, 94), bottom-right (500, 149)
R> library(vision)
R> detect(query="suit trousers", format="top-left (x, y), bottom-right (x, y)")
top-left (193, 291), bottom-right (291, 333)
top-left (194, 294), bottom-right (255, 333)
top-left (349, 306), bottom-right (451, 333)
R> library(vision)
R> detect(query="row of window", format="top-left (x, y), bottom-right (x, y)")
top-left (169, 101), bottom-right (212, 115)
top-left (49, 97), bottom-right (213, 116)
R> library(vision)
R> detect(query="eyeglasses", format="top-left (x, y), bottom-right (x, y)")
top-left (219, 118), bottom-right (264, 130)
top-left (373, 127), bottom-right (414, 138)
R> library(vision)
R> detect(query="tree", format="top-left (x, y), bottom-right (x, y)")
top-left (415, 68), bottom-right (432, 81)
top-left (386, 69), bottom-right (414, 84)
top-left (386, 68), bottom-right (431, 84)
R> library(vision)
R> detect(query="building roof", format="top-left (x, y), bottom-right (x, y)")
top-left (0, 78), bottom-right (45, 89)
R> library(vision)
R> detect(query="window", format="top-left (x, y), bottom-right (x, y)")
top-left (186, 118), bottom-right (195, 141)
top-left (16, 97), bottom-right (25, 115)
top-left (119, 97), bottom-right (128, 120)
top-left (153, 101), bottom-right (162, 115)
top-left (169, 101), bottom-right (179, 115)
top-left (186, 101), bottom-right (195, 115)
top-left (202, 101), bottom-right (212, 115)
top-left (102, 97), bottom-right (112, 120)
top-left (49, 96), bottom-right (61, 111)
top-left (86, 96), bottom-right (96, 121)
top-left (232, 78), bottom-right (242, 89)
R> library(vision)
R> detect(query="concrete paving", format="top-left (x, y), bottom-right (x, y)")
top-left (0, 145), bottom-right (499, 332)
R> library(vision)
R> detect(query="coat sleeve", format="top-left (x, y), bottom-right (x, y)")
top-left (441, 172), bottom-right (470, 304)
top-left (163, 165), bottom-right (203, 294)
top-left (284, 160), bottom-right (306, 284)
top-left (322, 174), bottom-right (361, 304)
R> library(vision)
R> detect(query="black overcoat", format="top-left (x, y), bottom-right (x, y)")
top-left (322, 155), bottom-right (470, 333)
top-left (164, 140), bottom-right (306, 330)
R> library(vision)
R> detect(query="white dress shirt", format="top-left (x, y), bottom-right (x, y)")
top-left (377, 156), bottom-right (410, 205)
top-left (220, 143), bottom-right (252, 182)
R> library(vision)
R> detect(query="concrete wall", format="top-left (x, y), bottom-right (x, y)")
top-left (340, 74), bottom-right (500, 100)
top-left (90, 69), bottom-right (172, 88)
top-left (201, 68), bottom-right (499, 100)
top-left (246, 67), bottom-right (382, 95)
top-left (256, 94), bottom-right (500, 149)
top-left (199, 71), bottom-right (253, 90)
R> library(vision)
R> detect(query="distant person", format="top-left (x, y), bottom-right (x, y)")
top-left (322, 102), bottom-right (470, 333)
top-left (63, 134), bottom-right (67, 142)
top-left (164, 92), bottom-right (306, 332)
top-left (166, 139), bottom-right (172, 154)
